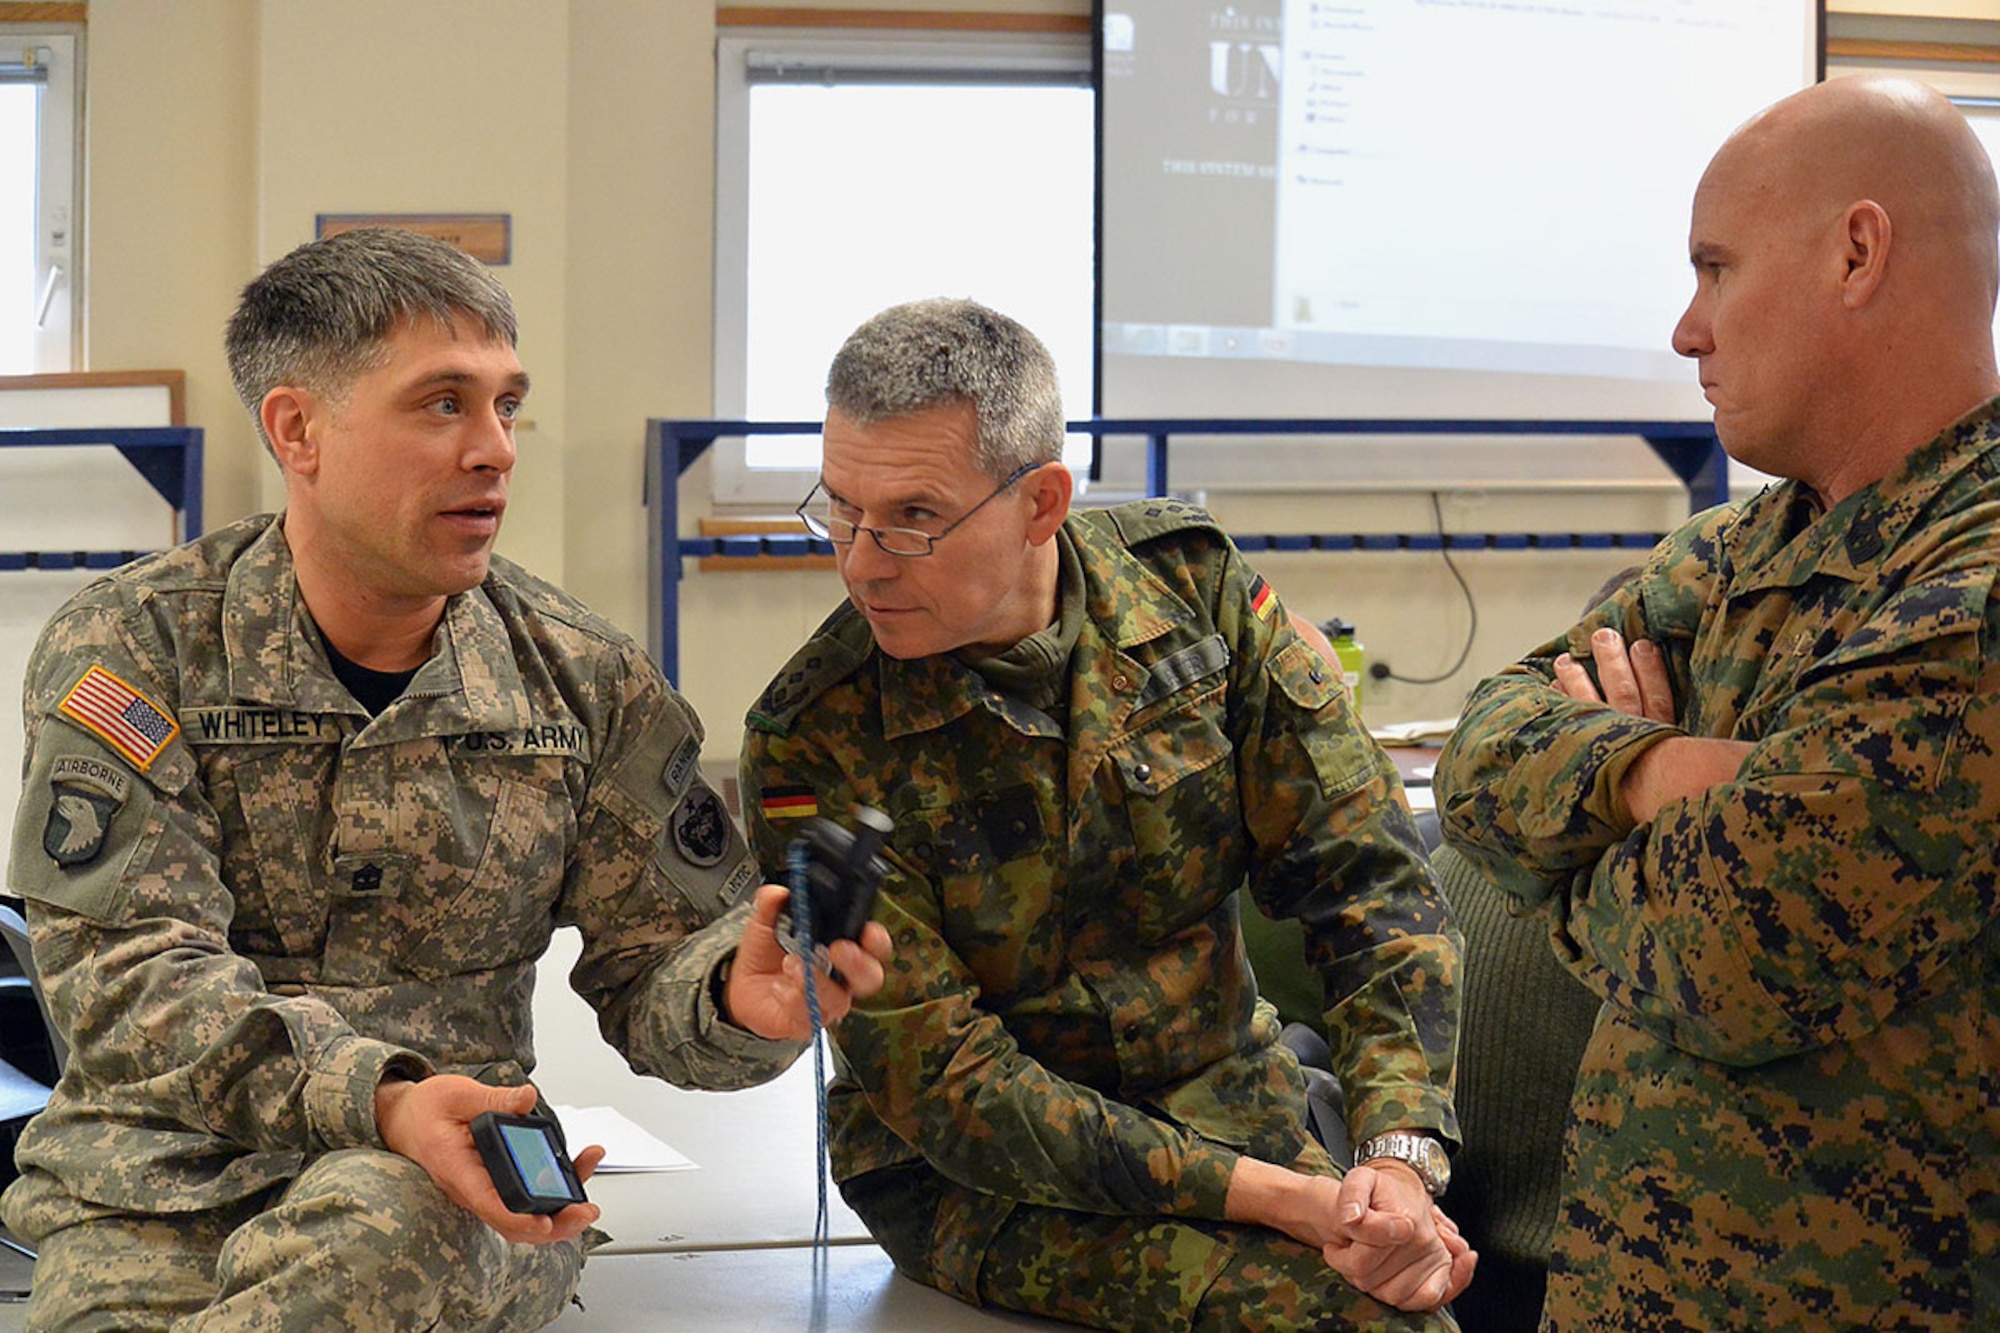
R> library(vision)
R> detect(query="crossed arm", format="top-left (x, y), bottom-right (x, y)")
top-left (1552, 627), bottom-right (1750, 820)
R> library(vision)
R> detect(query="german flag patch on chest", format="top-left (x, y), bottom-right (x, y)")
top-left (760, 786), bottom-right (819, 821)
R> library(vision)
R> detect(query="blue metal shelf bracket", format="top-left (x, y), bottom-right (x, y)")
top-left (645, 416), bottom-right (1723, 683)
top-left (1, 425), bottom-right (206, 558)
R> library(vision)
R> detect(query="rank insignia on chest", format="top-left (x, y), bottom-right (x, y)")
top-left (43, 755), bottom-right (132, 867)
top-left (671, 787), bottom-right (731, 867)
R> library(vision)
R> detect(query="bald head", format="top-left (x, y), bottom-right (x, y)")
top-left (1719, 76), bottom-right (1998, 323)
top-left (1674, 77), bottom-right (2000, 499)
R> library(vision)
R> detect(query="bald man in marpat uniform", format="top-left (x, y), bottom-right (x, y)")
top-left (1436, 77), bottom-right (2000, 1329)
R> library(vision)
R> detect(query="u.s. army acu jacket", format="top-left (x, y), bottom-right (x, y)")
top-left (4, 514), bottom-right (794, 1226)
top-left (1435, 398), bottom-right (2000, 1328)
top-left (741, 498), bottom-right (1461, 1224)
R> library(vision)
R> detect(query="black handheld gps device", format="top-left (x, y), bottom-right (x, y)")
top-left (789, 805), bottom-right (895, 947)
top-left (470, 1110), bottom-right (588, 1215)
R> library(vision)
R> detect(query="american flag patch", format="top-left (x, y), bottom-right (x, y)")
top-left (760, 786), bottom-right (819, 821)
top-left (58, 666), bottom-right (180, 770)
top-left (1249, 575), bottom-right (1277, 620)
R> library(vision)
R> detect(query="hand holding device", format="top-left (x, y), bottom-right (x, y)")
top-left (787, 805), bottom-right (894, 948)
top-left (470, 1110), bottom-right (589, 1215)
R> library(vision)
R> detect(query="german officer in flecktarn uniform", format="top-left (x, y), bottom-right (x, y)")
top-left (741, 298), bottom-right (1474, 1332)
top-left (2, 227), bottom-right (888, 1332)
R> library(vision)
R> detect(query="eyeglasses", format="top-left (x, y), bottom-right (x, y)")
top-left (796, 462), bottom-right (1040, 557)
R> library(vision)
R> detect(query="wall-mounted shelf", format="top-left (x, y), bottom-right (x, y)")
top-left (0, 425), bottom-right (205, 569)
top-left (645, 417), bottom-right (1724, 682)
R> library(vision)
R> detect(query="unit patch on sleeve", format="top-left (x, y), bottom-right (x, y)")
top-left (58, 665), bottom-right (180, 770)
top-left (670, 787), bottom-right (730, 867)
top-left (43, 754), bottom-right (132, 867)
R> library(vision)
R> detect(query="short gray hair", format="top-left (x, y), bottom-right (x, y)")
top-left (825, 298), bottom-right (1064, 477)
top-left (225, 227), bottom-right (517, 456)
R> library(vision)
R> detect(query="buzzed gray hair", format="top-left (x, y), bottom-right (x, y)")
top-left (225, 227), bottom-right (517, 456)
top-left (825, 298), bottom-right (1065, 477)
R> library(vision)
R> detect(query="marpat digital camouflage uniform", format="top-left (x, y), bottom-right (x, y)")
top-left (1435, 399), bottom-right (2000, 1330)
top-left (742, 500), bottom-right (1463, 1332)
top-left (3, 514), bottom-right (797, 1331)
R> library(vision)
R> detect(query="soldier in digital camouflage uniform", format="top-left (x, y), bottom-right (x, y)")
top-left (1434, 77), bottom-right (2000, 1330)
top-left (1, 228), bottom-right (890, 1331)
top-left (740, 298), bottom-right (1474, 1332)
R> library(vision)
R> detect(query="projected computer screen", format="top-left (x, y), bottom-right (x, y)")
top-left (1099, 0), bottom-right (1821, 420)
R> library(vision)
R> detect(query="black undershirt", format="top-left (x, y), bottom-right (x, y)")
top-left (320, 634), bottom-right (420, 716)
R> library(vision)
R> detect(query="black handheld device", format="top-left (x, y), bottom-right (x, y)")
top-left (470, 1110), bottom-right (588, 1215)
top-left (789, 805), bottom-right (895, 947)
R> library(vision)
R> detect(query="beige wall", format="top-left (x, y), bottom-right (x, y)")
top-left (61, 0), bottom-right (2000, 772)
top-left (81, 0), bottom-right (721, 610)
top-left (85, 0), bottom-right (260, 528)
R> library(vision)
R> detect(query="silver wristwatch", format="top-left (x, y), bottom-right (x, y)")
top-left (1355, 1132), bottom-right (1451, 1198)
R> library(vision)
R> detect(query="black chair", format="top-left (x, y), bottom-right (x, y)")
top-left (0, 904), bottom-right (64, 1083)
top-left (0, 903), bottom-right (56, 1270)
top-left (1429, 843), bottom-right (1600, 1333)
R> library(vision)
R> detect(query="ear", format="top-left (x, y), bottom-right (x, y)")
top-left (1023, 461), bottom-right (1072, 546)
top-left (1838, 200), bottom-right (1892, 310)
top-left (261, 386), bottom-right (321, 478)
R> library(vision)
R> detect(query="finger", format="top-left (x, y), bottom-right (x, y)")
top-left (498, 1082), bottom-right (540, 1115)
top-left (1551, 652), bottom-right (1601, 704)
top-left (1333, 1164), bottom-right (1378, 1227)
top-left (1331, 1174), bottom-right (1415, 1247)
top-left (1322, 1239), bottom-right (1435, 1309)
top-left (824, 939), bottom-right (886, 999)
top-left (1588, 628), bottom-right (1645, 715)
top-left (1444, 1246), bottom-right (1479, 1304)
top-left (736, 884), bottom-right (791, 967)
top-left (858, 920), bottom-right (893, 964)
top-left (1629, 638), bottom-right (1676, 722)
top-left (571, 1143), bottom-right (606, 1186)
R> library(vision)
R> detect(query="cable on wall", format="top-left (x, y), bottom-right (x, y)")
top-left (1375, 492), bottom-right (1478, 687)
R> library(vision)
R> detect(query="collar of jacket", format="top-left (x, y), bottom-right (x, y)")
top-left (1724, 395), bottom-right (2000, 594)
top-left (220, 516), bottom-right (534, 742)
top-left (873, 517), bottom-right (1196, 742)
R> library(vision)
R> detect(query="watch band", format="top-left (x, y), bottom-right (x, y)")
top-left (1355, 1131), bottom-right (1450, 1198)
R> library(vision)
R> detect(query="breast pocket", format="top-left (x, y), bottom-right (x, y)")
top-left (1113, 682), bottom-right (1242, 945)
top-left (1757, 570), bottom-right (1989, 792)
top-left (900, 783), bottom-right (1060, 996)
top-left (396, 766), bottom-right (577, 979)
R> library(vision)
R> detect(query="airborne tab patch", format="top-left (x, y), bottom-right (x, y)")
top-left (58, 666), bottom-right (180, 770)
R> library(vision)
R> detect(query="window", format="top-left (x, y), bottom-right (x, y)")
top-left (713, 29), bottom-right (1094, 506)
top-left (0, 30), bottom-right (80, 374)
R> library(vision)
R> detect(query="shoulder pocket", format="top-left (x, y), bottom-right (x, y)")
top-left (9, 724), bottom-right (162, 924)
top-left (1267, 638), bottom-right (1373, 799)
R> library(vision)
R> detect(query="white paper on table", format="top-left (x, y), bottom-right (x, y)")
top-left (550, 1105), bottom-right (699, 1173)
top-left (1370, 718), bottom-right (1459, 745)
